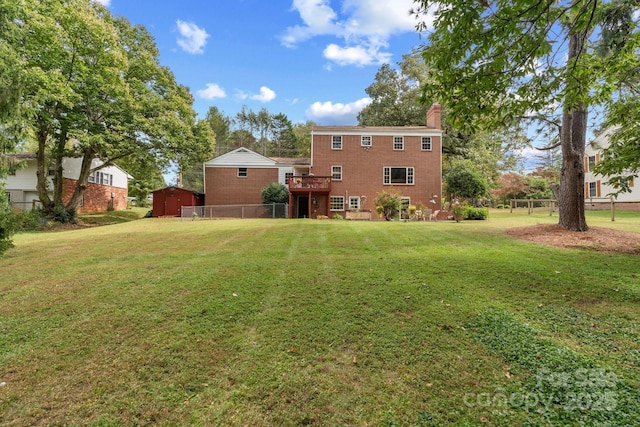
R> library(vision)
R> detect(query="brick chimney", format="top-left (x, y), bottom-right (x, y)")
top-left (426, 103), bottom-right (442, 129)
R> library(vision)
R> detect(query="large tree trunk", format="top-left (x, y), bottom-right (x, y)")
top-left (35, 127), bottom-right (54, 214)
top-left (558, 107), bottom-right (588, 231)
top-left (557, 29), bottom-right (589, 232)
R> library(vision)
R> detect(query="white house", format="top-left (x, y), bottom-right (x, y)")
top-left (2, 154), bottom-right (132, 212)
top-left (584, 128), bottom-right (640, 210)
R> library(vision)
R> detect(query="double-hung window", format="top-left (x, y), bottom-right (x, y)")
top-left (393, 136), bottom-right (404, 150)
top-left (361, 136), bottom-right (372, 147)
top-left (332, 136), bottom-right (342, 150)
top-left (331, 165), bottom-right (342, 181)
top-left (421, 136), bottom-right (432, 151)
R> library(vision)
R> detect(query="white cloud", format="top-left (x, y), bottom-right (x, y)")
top-left (196, 83), bottom-right (227, 100)
top-left (282, 0), bottom-right (431, 67)
top-left (176, 20), bottom-right (209, 54)
top-left (323, 43), bottom-right (391, 67)
top-left (250, 86), bottom-right (277, 103)
top-left (306, 97), bottom-right (372, 124)
top-left (94, 0), bottom-right (111, 6)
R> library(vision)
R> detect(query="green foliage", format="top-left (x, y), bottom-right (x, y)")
top-left (51, 206), bottom-right (76, 224)
top-left (465, 207), bottom-right (488, 220)
top-left (1, 0), bottom-right (213, 217)
top-left (444, 160), bottom-right (488, 203)
top-left (261, 182), bottom-right (289, 205)
top-left (14, 209), bottom-right (41, 231)
top-left (331, 213), bottom-right (344, 220)
top-left (412, 0), bottom-right (640, 231)
top-left (374, 190), bottom-right (403, 221)
top-left (0, 189), bottom-right (15, 256)
top-left (357, 50), bottom-right (430, 126)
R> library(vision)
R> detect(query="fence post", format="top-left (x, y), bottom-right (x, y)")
top-left (611, 197), bottom-right (615, 222)
top-left (510, 199), bottom-right (513, 213)
top-left (272, 203), bottom-right (275, 218)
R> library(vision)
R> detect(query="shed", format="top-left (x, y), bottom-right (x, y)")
top-left (152, 187), bottom-right (204, 217)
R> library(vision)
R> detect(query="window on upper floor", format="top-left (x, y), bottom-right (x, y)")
top-left (393, 136), bottom-right (404, 150)
top-left (361, 136), bottom-right (372, 147)
top-left (285, 172), bottom-right (293, 185)
top-left (331, 165), bottom-right (342, 181)
top-left (238, 168), bottom-right (248, 177)
top-left (89, 171), bottom-right (113, 186)
top-left (588, 155), bottom-right (596, 172)
top-left (421, 136), bottom-right (432, 151)
top-left (332, 136), bottom-right (342, 150)
top-left (330, 196), bottom-right (344, 211)
top-left (383, 167), bottom-right (414, 185)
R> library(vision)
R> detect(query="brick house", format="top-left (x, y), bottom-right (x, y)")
top-left (584, 128), bottom-right (640, 211)
top-left (203, 147), bottom-right (310, 206)
top-left (203, 104), bottom-right (443, 219)
top-left (289, 104), bottom-right (443, 219)
top-left (2, 154), bottom-right (132, 213)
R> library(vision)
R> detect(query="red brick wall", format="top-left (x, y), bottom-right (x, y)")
top-left (205, 167), bottom-right (279, 205)
top-left (312, 134), bottom-right (442, 218)
top-left (62, 178), bottom-right (128, 213)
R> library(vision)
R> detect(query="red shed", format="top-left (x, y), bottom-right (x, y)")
top-left (152, 187), bottom-right (204, 217)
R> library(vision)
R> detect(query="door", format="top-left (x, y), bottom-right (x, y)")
top-left (297, 196), bottom-right (309, 218)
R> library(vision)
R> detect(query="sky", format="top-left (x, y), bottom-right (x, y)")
top-left (95, 0), bottom-right (432, 126)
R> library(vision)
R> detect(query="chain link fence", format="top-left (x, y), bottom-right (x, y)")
top-left (181, 203), bottom-right (288, 220)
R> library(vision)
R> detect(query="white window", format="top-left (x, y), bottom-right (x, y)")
top-left (589, 181), bottom-right (597, 197)
top-left (330, 196), bottom-right (344, 211)
top-left (331, 165), bottom-right (342, 181)
top-left (285, 172), bottom-right (293, 185)
top-left (393, 136), bottom-right (404, 150)
top-left (421, 136), bottom-right (432, 151)
top-left (383, 167), bottom-right (414, 185)
top-left (91, 171), bottom-right (113, 186)
top-left (349, 196), bottom-right (360, 210)
top-left (588, 155), bottom-right (596, 172)
top-left (361, 136), bottom-right (372, 147)
top-left (238, 168), bottom-right (248, 177)
top-left (332, 136), bottom-right (342, 150)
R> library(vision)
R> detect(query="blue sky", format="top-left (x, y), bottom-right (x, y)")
top-left (96, 0), bottom-right (431, 125)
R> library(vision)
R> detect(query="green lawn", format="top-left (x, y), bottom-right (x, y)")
top-left (1, 210), bottom-right (639, 426)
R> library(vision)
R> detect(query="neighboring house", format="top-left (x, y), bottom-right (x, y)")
top-left (295, 103), bottom-right (443, 219)
top-left (152, 186), bottom-right (204, 217)
top-left (584, 128), bottom-right (640, 211)
top-left (2, 154), bottom-right (132, 213)
top-left (203, 147), bottom-right (310, 206)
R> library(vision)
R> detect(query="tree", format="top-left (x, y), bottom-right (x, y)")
top-left (412, 0), bottom-right (640, 231)
top-left (261, 182), bottom-right (289, 204)
top-left (205, 106), bottom-right (232, 156)
top-left (357, 51), bottom-right (431, 126)
top-left (444, 160), bottom-right (488, 205)
top-left (1, 0), bottom-right (213, 219)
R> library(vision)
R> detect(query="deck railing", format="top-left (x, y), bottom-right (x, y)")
top-left (288, 176), bottom-right (331, 191)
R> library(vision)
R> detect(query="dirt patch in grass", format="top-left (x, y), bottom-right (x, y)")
top-left (507, 224), bottom-right (640, 254)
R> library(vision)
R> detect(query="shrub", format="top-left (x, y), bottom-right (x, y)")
top-left (15, 209), bottom-right (42, 231)
top-left (331, 213), bottom-right (344, 220)
top-left (52, 206), bottom-right (77, 224)
top-left (374, 190), bottom-right (403, 221)
top-left (466, 207), bottom-right (488, 220)
top-left (261, 182), bottom-right (289, 204)
top-left (0, 191), bottom-right (16, 256)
